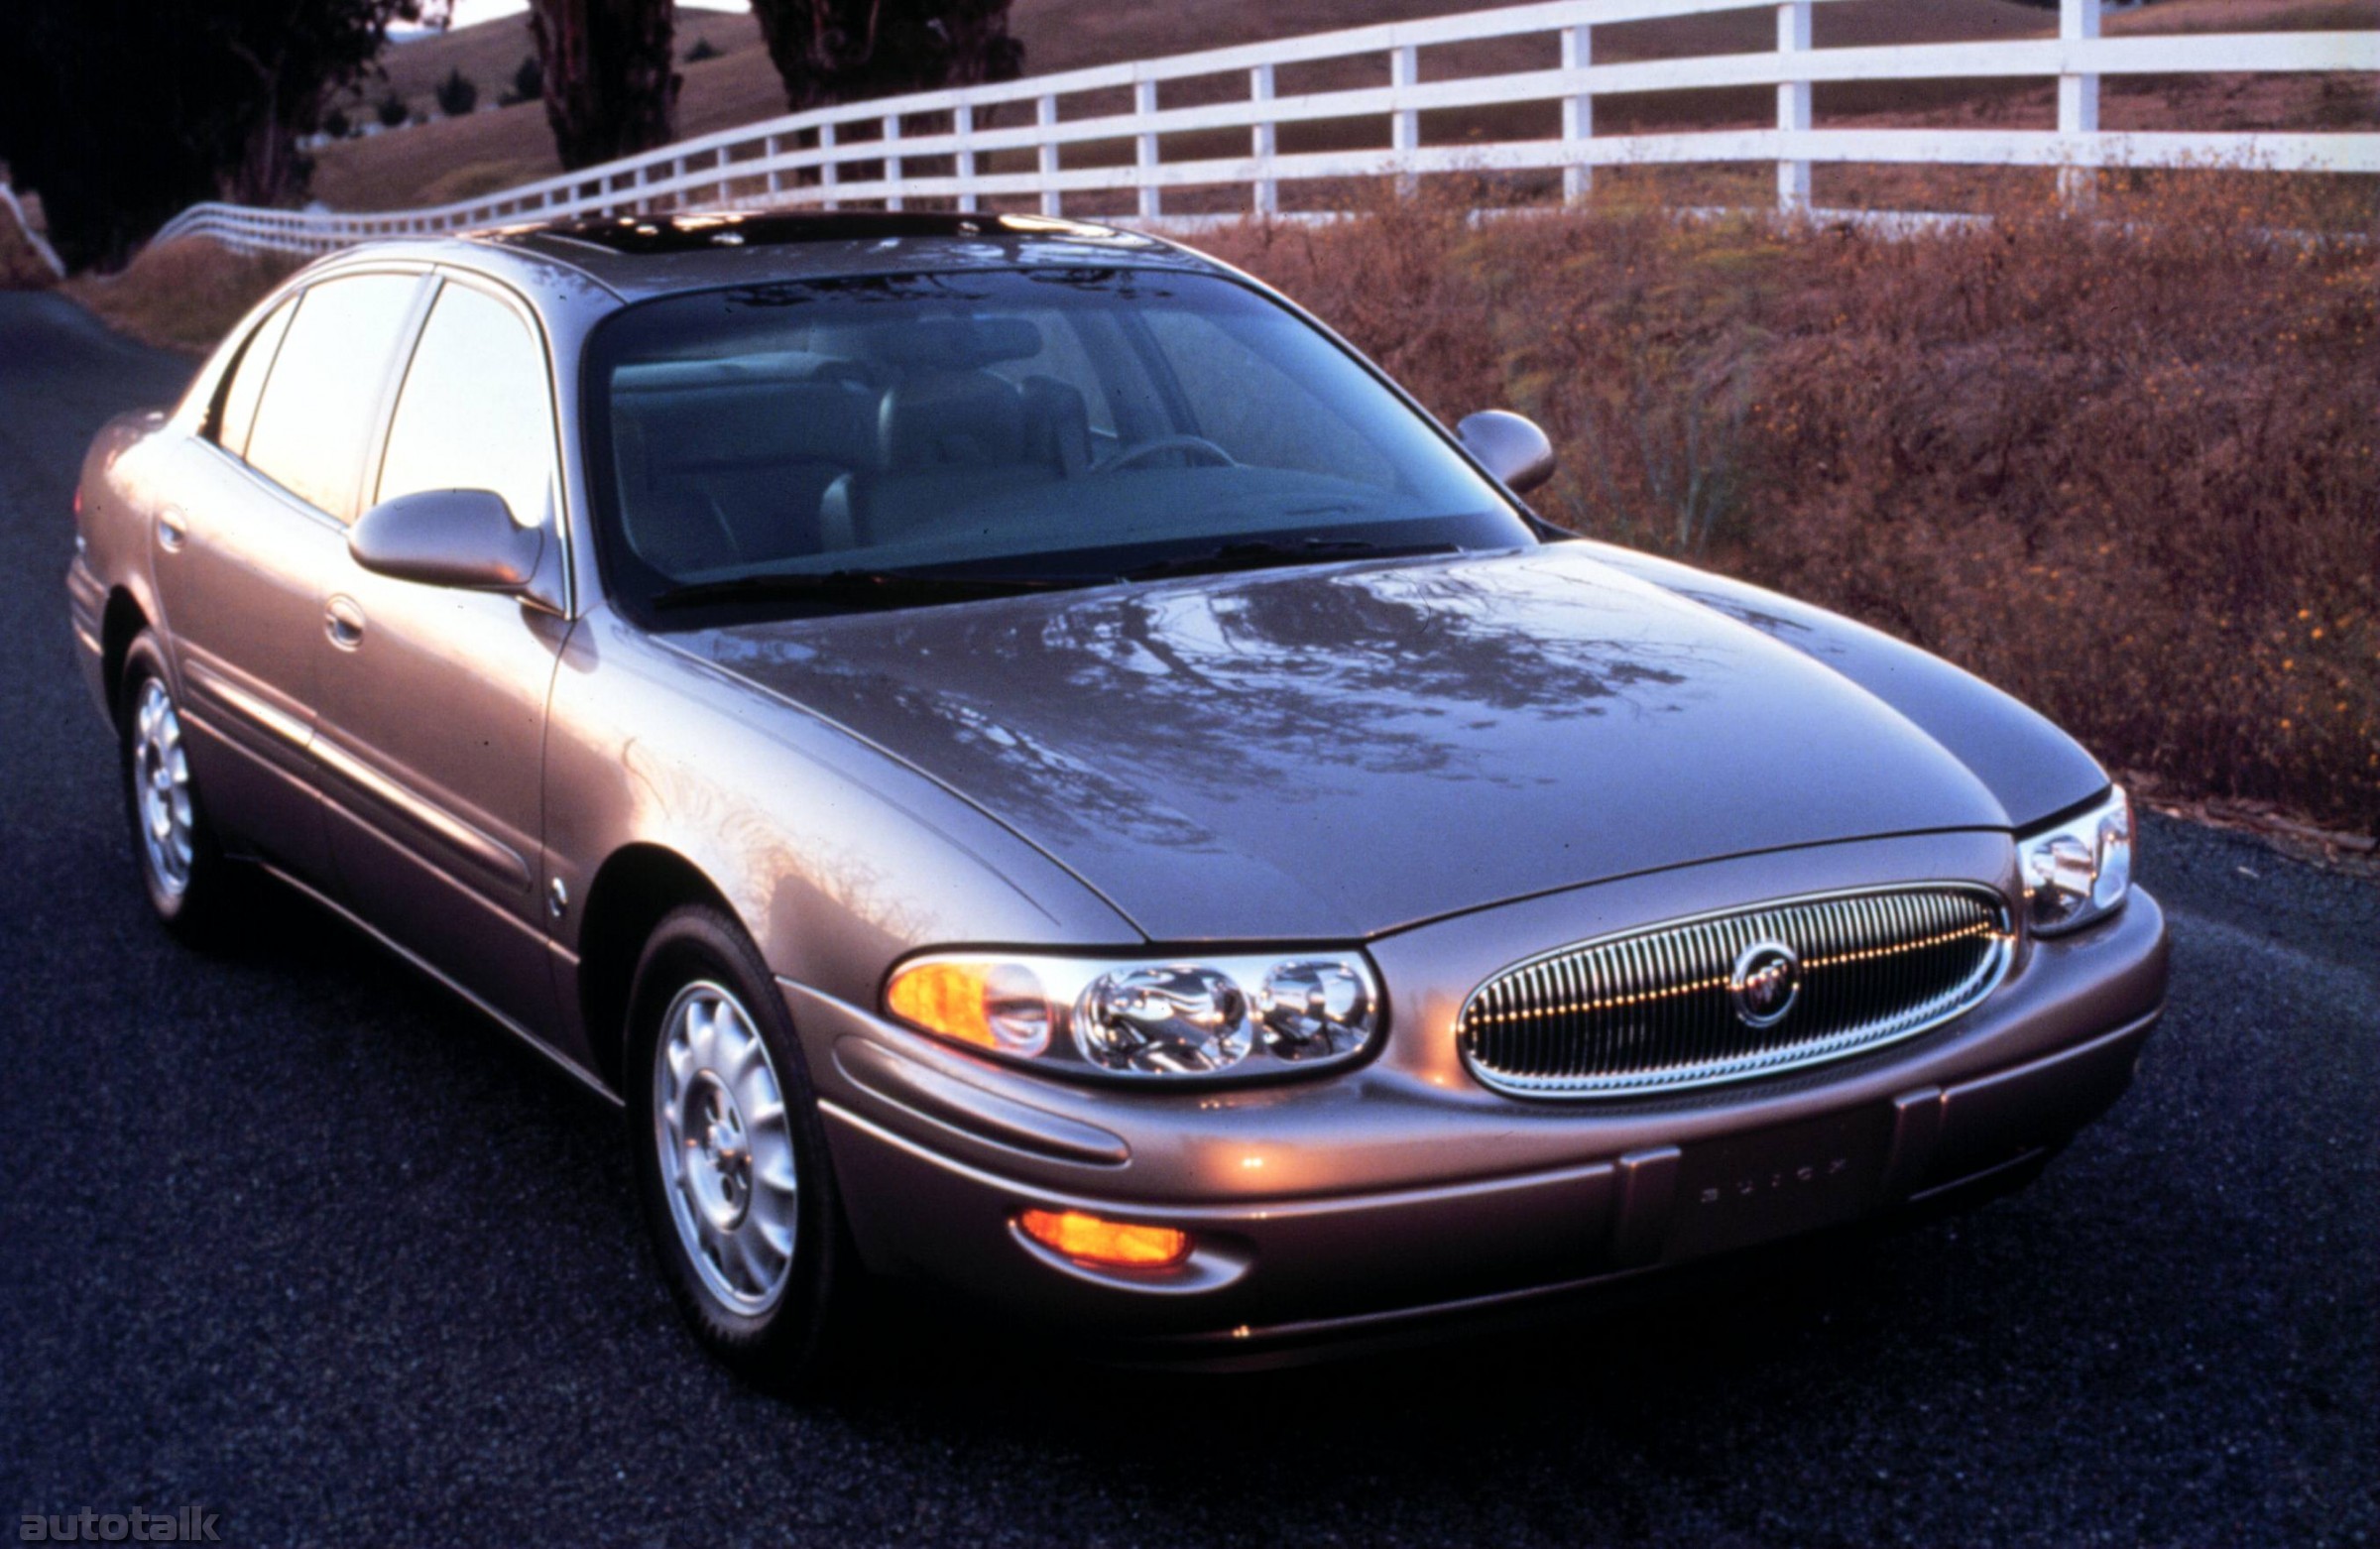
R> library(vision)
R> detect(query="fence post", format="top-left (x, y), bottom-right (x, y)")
top-left (1037, 94), bottom-right (1062, 216)
top-left (1251, 62), bottom-right (1278, 216)
top-left (820, 121), bottom-right (839, 210)
top-left (1390, 45), bottom-right (1419, 198)
top-left (1561, 24), bottom-right (1593, 202)
top-left (2059, 0), bottom-right (2101, 207)
top-left (765, 134), bottom-right (783, 200)
top-left (955, 103), bottom-right (978, 213)
top-left (884, 113), bottom-right (904, 210)
top-left (1135, 80), bottom-right (1162, 221)
top-left (1776, 0), bottom-right (1812, 212)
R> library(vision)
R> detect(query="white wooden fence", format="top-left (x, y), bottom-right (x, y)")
top-left (154, 0), bottom-right (2380, 258)
top-left (0, 182), bottom-right (66, 277)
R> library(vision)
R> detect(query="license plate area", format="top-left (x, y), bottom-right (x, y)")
top-left (1666, 1107), bottom-right (1893, 1260)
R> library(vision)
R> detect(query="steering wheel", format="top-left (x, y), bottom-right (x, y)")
top-left (1091, 435), bottom-right (1240, 475)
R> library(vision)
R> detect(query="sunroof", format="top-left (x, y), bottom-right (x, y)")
top-left (477, 209), bottom-right (1126, 255)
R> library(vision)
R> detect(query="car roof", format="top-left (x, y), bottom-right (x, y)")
top-left (447, 208), bottom-right (1223, 302)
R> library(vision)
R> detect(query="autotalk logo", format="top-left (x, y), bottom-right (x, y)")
top-left (18, 1507), bottom-right (219, 1543)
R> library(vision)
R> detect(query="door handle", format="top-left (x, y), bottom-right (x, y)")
top-left (157, 508), bottom-right (187, 552)
top-left (324, 595), bottom-right (366, 650)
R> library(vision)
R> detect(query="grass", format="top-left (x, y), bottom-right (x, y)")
top-left (1193, 175), bottom-right (2380, 834)
top-left (60, 239), bottom-right (300, 352)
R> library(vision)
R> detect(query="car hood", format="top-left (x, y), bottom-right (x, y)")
top-left (684, 547), bottom-right (2025, 941)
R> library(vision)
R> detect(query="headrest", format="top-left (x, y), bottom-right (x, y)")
top-left (612, 350), bottom-right (856, 393)
top-left (879, 372), bottom-right (1027, 467)
top-left (870, 315), bottom-right (1043, 371)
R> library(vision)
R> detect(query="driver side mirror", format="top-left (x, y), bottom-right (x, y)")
top-left (1458, 411), bottom-right (1557, 495)
top-left (350, 489), bottom-right (542, 592)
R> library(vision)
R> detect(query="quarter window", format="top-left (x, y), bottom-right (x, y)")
top-left (212, 297), bottom-right (296, 458)
top-left (244, 273), bottom-right (423, 519)
top-left (377, 282), bottom-right (556, 528)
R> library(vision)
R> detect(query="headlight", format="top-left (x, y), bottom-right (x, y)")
top-left (2019, 785), bottom-right (2134, 937)
top-left (883, 950), bottom-right (1382, 1082)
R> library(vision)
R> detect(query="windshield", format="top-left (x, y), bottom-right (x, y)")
top-left (583, 267), bottom-right (1536, 619)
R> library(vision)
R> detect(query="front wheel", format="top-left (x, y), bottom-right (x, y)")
top-left (627, 904), bottom-right (854, 1390)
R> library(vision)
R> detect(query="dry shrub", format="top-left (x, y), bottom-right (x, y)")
top-left (62, 237), bottom-right (300, 353)
top-left (1199, 176), bottom-right (2380, 833)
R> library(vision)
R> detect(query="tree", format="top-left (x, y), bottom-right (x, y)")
top-left (435, 65), bottom-right (478, 117)
top-left (323, 107), bottom-right (353, 139)
top-left (685, 36), bottom-right (719, 63)
top-left (0, 0), bottom-right (451, 269)
top-left (509, 53), bottom-right (544, 105)
top-left (526, 0), bottom-right (678, 172)
top-left (378, 91), bottom-right (412, 128)
top-left (747, 0), bottom-right (1022, 113)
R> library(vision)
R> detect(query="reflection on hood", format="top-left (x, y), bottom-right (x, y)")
top-left (692, 548), bottom-right (2007, 940)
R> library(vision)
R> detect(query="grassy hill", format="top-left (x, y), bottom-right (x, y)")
top-left (308, 0), bottom-right (2378, 213)
top-left (363, 6), bottom-right (761, 113)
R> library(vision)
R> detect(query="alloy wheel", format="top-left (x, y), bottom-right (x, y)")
top-left (131, 676), bottom-right (194, 898)
top-left (652, 980), bottom-right (800, 1314)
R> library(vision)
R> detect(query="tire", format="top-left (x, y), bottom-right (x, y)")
top-left (627, 903), bottom-right (855, 1391)
top-left (119, 634), bottom-right (238, 940)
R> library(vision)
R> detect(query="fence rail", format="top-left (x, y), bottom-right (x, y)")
top-left (0, 182), bottom-right (65, 278)
top-left (155, 0), bottom-right (2380, 258)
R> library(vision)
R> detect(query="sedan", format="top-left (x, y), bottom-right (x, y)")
top-left (66, 210), bottom-right (2168, 1384)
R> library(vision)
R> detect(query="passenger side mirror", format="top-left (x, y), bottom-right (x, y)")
top-left (1457, 411), bottom-right (1557, 495)
top-left (349, 489), bottom-right (542, 592)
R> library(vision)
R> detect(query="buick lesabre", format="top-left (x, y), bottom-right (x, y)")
top-left (66, 211), bottom-right (2168, 1383)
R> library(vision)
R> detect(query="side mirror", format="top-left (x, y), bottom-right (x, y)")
top-left (1457, 410), bottom-right (1557, 496)
top-left (350, 489), bottom-right (541, 592)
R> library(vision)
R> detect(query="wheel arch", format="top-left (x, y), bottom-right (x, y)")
top-left (576, 842), bottom-right (742, 1094)
top-left (101, 587), bottom-right (153, 721)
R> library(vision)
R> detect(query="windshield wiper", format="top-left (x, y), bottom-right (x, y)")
top-left (1120, 537), bottom-right (1460, 582)
top-left (649, 568), bottom-right (1090, 613)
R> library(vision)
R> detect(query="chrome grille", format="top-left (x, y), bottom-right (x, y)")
top-left (1459, 886), bottom-right (2014, 1098)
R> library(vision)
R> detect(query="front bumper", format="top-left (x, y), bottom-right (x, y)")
top-left (789, 834), bottom-right (2169, 1358)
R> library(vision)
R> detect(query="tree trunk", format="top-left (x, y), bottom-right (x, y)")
top-left (529, 0), bottom-right (680, 173)
top-left (749, 0), bottom-right (1022, 114)
top-left (219, 100), bottom-right (312, 208)
top-left (212, 39), bottom-right (316, 209)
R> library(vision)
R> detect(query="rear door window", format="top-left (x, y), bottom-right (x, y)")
top-left (244, 273), bottom-right (423, 519)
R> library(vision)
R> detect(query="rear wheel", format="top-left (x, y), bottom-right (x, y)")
top-left (119, 635), bottom-right (236, 938)
top-left (627, 904), bottom-right (854, 1390)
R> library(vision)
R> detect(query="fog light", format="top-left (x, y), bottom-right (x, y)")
top-left (1017, 1208), bottom-right (1191, 1269)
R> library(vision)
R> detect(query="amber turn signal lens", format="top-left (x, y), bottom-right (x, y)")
top-left (887, 961), bottom-right (998, 1046)
top-left (886, 959), bottom-right (1052, 1056)
top-left (1017, 1208), bottom-right (1191, 1269)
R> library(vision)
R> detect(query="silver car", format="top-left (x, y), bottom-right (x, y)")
top-left (67, 211), bottom-right (2167, 1385)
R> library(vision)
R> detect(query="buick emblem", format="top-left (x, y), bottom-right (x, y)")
top-left (1729, 941), bottom-right (1802, 1027)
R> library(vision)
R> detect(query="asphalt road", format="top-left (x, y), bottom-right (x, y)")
top-left (1, 289), bottom-right (2374, 1549)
